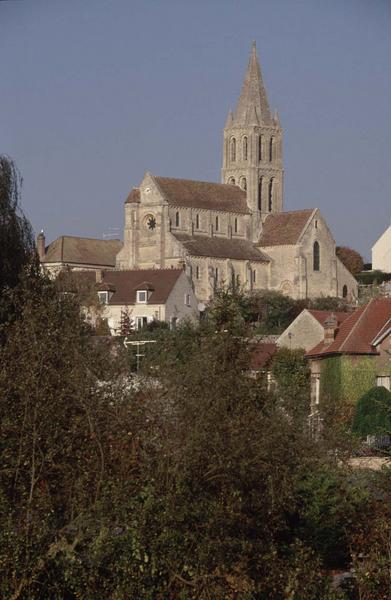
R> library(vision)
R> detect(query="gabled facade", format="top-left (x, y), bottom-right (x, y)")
top-left (278, 309), bottom-right (350, 352)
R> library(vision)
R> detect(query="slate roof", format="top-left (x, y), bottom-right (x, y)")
top-left (99, 269), bottom-right (184, 305)
top-left (258, 209), bottom-right (314, 247)
top-left (154, 176), bottom-right (250, 214)
top-left (307, 298), bottom-right (391, 357)
top-left (173, 233), bottom-right (270, 262)
top-left (43, 236), bottom-right (123, 267)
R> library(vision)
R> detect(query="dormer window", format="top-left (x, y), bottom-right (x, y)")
top-left (137, 290), bottom-right (147, 303)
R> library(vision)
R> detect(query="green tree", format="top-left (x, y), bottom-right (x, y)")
top-left (336, 246), bottom-right (364, 276)
top-left (0, 156), bottom-right (39, 330)
top-left (271, 347), bottom-right (311, 423)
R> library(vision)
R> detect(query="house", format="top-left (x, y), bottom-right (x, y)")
top-left (115, 43), bottom-right (357, 303)
top-left (95, 268), bottom-right (198, 334)
top-left (37, 231), bottom-right (122, 275)
top-left (306, 298), bottom-right (391, 416)
top-left (278, 309), bottom-right (350, 352)
top-left (372, 223), bottom-right (391, 273)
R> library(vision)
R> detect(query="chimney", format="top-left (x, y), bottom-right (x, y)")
top-left (323, 313), bottom-right (338, 345)
top-left (36, 230), bottom-right (45, 260)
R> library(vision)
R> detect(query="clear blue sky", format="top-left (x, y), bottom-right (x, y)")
top-left (1, 0), bottom-right (390, 259)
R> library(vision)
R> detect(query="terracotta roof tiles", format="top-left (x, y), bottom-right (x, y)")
top-left (173, 233), bottom-right (270, 262)
top-left (43, 236), bottom-right (122, 268)
top-left (258, 209), bottom-right (314, 247)
top-left (155, 176), bottom-right (250, 214)
top-left (307, 298), bottom-right (391, 357)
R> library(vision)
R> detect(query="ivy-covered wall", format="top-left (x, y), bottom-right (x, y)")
top-left (320, 356), bottom-right (388, 406)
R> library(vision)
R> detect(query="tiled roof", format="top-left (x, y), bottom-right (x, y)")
top-left (155, 176), bottom-right (250, 214)
top-left (173, 233), bottom-right (270, 262)
top-left (43, 236), bottom-right (123, 267)
top-left (101, 269), bottom-right (183, 305)
top-left (307, 298), bottom-right (391, 357)
top-left (307, 310), bottom-right (350, 327)
top-left (125, 188), bottom-right (141, 204)
top-left (258, 209), bottom-right (314, 246)
top-left (249, 342), bottom-right (277, 370)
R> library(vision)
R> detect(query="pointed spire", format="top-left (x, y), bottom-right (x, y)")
top-left (273, 109), bottom-right (281, 128)
top-left (225, 108), bottom-right (234, 128)
top-left (234, 42), bottom-right (272, 126)
top-left (246, 104), bottom-right (260, 126)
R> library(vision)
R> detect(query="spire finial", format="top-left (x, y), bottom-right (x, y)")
top-left (233, 42), bottom-right (272, 125)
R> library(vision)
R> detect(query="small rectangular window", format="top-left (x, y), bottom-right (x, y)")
top-left (98, 291), bottom-right (108, 304)
top-left (136, 316), bottom-right (148, 330)
top-left (234, 217), bottom-right (238, 233)
top-left (184, 293), bottom-right (191, 307)
top-left (137, 290), bottom-right (147, 303)
top-left (215, 216), bottom-right (219, 231)
top-left (196, 266), bottom-right (200, 279)
top-left (215, 267), bottom-right (218, 281)
top-left (252, 269), bottom-right (256, 283)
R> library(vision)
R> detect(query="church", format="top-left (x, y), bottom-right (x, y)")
top-left (116, 43), bottom-right (357, 303)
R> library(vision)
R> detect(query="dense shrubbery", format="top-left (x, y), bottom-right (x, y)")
top-left (352, 386), bottom-right (391, 438)
top-left (2, 158), bottom-right (391, 599)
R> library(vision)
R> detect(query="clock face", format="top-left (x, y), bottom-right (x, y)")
top-left (145, 215), bottom-right (156, 230)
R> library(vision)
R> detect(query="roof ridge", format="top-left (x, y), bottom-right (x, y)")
top-left (155, 175), bottom-right (246, 190)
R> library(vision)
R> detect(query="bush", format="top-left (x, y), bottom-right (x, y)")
top-left (352, 386), bottom-right (391, 438)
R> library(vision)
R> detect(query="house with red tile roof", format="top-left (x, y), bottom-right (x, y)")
top-left (278, 309), bottom-right (350, 352)
top-left (305, 298), bottom-right (391, 416)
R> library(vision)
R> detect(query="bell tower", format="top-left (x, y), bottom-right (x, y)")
top-left (221, 42), bottom-right (283, 240)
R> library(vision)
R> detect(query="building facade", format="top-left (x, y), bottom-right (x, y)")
top-left (116, 44), bottom-right (357, 303)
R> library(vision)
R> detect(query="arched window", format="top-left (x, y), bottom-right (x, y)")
top-left (175, 211), bottom-right (180, 227)
top-left (240, 177), bottom-right (247, 191)
top-left (268, 178), bottom-right (273, 212)
top-left (215, 215), bottom-right (219, 231)
top-left (342, 284), bottom-right (348, 298)
top-left (259, 135), bottom-right (263, 161)
top-left (313, 241), bottom-right (320, 271)
top-left (234, 217), bottom-right (238, 233)
top-left (269, 137), bottom-right (274, 162)
top-left (242, 136), bottom-right (248, 161)
top-left (196, 213), bottom-right (199, 229)
top-left (228, 176), bottom-right (236, 185)
top-left (258, 177), bottom-right (263, 211)
top-left (230, 138), bottom-right (236, 162)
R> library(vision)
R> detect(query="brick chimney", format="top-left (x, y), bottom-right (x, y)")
top-left (323, 313), bottom-right (338, 345)
top-left (36, 230), bottom-right (46, 260)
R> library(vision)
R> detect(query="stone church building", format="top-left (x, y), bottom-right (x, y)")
top-left (116, 43), bottom-right (357, 303)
